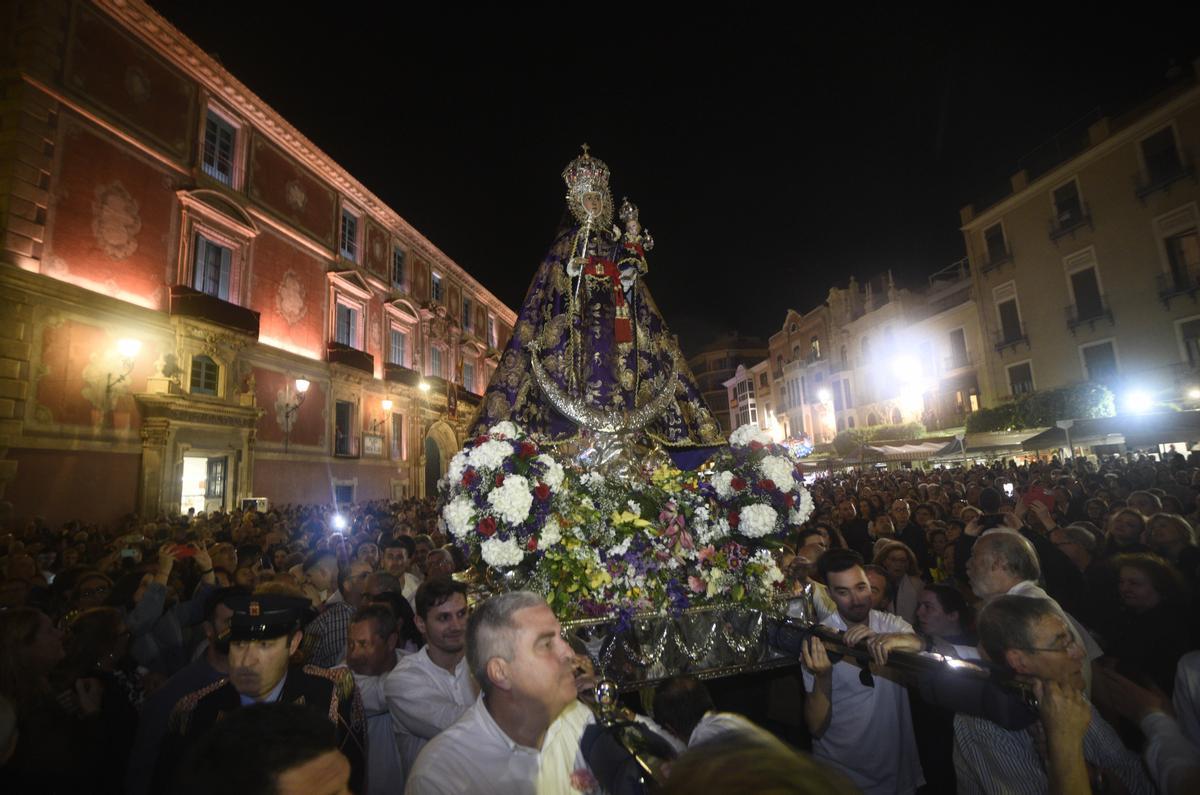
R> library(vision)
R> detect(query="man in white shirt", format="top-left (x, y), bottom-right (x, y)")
top-left (381, 537), bottom-right (421, 604)
top-left (386, 579), bottom-right (475, 770)
top-left (966, 531), bottom-right (1101, 691)
top-left (800, 549), bottom-right (925, 795)
top-left (652, 675), bottom-right (760, 752)
top-left (405, 591), bottom-right (590, 795)
top-left (346, 604), bottom-right (408, 795)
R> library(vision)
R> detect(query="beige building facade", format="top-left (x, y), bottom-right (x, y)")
top-left (963, 61), bottom-right (1200, 410)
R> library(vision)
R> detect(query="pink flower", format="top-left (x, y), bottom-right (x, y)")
top-left (570, 768), bottom-right (600, 793)
top-left (698, 544), bottom-right (717, 563)
top-left (688, 575), bottom-right (707, 593)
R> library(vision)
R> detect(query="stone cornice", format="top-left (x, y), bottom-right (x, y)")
top-left (96, 0), bottom-right (515, 326)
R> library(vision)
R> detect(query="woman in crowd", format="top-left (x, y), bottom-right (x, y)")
top-left (872, 540), bottom-right (924, 625)
top-left (1100, 508), bottom-right (1151, 559)
top-left (1102, 553), bottom-right (1193, 695)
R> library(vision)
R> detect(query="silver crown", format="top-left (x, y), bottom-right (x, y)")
top-left (562, 144), bottom-right (614, 228)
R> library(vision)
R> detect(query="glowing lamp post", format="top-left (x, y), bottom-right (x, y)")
top-left (283, 378), bottom-right (310, 453)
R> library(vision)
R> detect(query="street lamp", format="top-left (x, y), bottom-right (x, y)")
top-left (105, 337), bottom-right (142, 396)
top-left (371, 398), bottom-right (394, 434)
top-left (283, 378), bottom-right (310, 453)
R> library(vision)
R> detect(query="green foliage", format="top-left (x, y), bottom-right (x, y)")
top-left (965, 383), bottom-right (1116, 432)
top-left (832, 421), bottom-right (927, 456)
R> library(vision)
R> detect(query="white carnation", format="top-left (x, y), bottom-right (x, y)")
top-left (580, 471), bottom-right (605, 489)
top-left (711, 471), bottom-right (735, 499)
top-left (626, 500), bottom-right (641, 517)
top-left (536, 454), bottom-right (565, 490)
top-left (481, 536), bottom-right (525, 567)
top-left (441, 496), bottom-right (475, 539)
top-left (487, 474), bottom-right (533, 525)
top-left (446, 451), bottom-right (469, 484)
top-left (540, 525), bottom-right (561, 547)
top-left (694, 505), bottom-right (710, 524)
top-left (607, 537), bottom-right (632, 557)
top-left (758, 456), bottom-right (796, 492)
top-left (489, 421), bottom-right (521, 439)
top-left (738, 503), bottom-right (779, 538)
top-left (467, 439), bottom-right (512, 470)
top-left (729, 424), bottom-right (772, 448)
top-left (753, 550), bottom-right (785, 587)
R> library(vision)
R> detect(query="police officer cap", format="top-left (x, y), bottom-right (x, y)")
top-left (226, 593), bottom-right (313, 641)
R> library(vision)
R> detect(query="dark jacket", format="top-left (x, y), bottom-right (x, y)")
top-left (152, 664), bottom-right (367, 794)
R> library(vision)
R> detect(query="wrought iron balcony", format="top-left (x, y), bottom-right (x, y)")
top-left (169, 285), bottom-right (260, 337)
top-left (1135, 150), bottom-right (1197, 201)
top-left (993, 325), bottom-right (1029, 353)
top-left (1065, 296), bottom-right (1114, 335)
top-left (943, 353), bottom-right (971, 371)
top-left (1157, 272), bottom-right (1200, 308)
top-left (326, 341), bottom-right (374, 374)
top-left (979, 246), bottom-right (1014, 275)
top-left (1048, 202), bottom-right (1093, 243)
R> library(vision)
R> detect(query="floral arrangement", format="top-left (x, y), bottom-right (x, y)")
top-left (440, 422), bottom-right (813, 621)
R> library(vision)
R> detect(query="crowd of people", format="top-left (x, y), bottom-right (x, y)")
top-left (0, 451), bottom-right (1198, 793)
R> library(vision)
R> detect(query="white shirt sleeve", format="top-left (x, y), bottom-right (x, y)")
top-left (1139, 711), bottom-right (1200, 794)
top-left (385, 659), bottom-right (471, 740)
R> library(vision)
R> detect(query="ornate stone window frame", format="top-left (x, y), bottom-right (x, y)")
top-left (328, 270), bottom-right (372, 351)
top-left (176, 189), bottom-right (259, 306)
top-left (197, 100), bottom-right (249, 190)
top-left (384, 299), bottom-right (420, 368)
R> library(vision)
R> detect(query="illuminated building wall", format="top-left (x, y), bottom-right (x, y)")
top-left (0, 0), bottom-right (515, 525)
top-left (962, 61), bottom-right (1200, 411)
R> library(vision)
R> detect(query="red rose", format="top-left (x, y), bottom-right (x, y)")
top-left (784, 494), bottom-right (795, 508)
top-left (474, 435), bottom-right (488, 445)
top-left (728, 510), bottom-right (740, 528)
top-left (461, 469), bottom-right (479, 487)
top-left (477, 517), bottom-right (497, 537)
top-left (730, 477), bottom-right (747, 491)
top-left (526, 536), bottom-right (538, 551)
top-left (749, 440), bottom-right (764, 451)
top-left (760, 479), bottom-right (776, 492)
top-left (534, 483), bottom-right (551, 501)
top-left (495, 473), bottom-right (505, 487)
top-left (519, 441), bottom-right (537, 458)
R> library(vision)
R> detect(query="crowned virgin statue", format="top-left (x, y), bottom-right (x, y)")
top-left (469, 146), bottom-right (724, 471)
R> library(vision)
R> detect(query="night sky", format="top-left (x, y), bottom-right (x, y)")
top-left (149, 3), bottom-right (1199, 355)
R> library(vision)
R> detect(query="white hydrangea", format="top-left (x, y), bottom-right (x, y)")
top-left (696, 515), bottom-right (730, 545)
top-left (626, 500), bottom-right (641, 517)
top-left (789, 488), bottom-right (816, 525)
top-left (738, 503), bottom-right (779, 538)
top-left (694, 505), bottom-right (710, 524)
top-left (758, 455), bottom-right (796, 492)
top-left (536, 454), bottom-right (565, 490)
top-left (487, 474), bottom-right (533, 525)
top-left (489, 421), bottom-right (521, 439)
top-left (441, 496), bottom-right (475, 539)
top-left (711, 471), bottom-right (735, 499)
top-left (467, 439), bottom-right (513, 470)
top-left (729, 423), bottom-right (772, 448)
top-left (481, 536), bottom-right (525, 567)
top-left (446, 451), bottom-right (469, 484)
top-left (540, 524), bottom-right (561, 547)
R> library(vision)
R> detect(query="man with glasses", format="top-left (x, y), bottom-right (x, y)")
top-left (953, 595), bottom-right (1152, 794)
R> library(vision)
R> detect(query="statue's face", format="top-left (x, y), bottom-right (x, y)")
top-left (582, 191), bottom-right (604, 218)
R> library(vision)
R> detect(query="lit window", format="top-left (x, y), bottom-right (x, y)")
top-left (389, 329), bottom-right (407, 366)
top-left (193, 234), bottom-right (231, 300)
top-left (190, 355), bottom-right (219, 396)
top-left (202, 110), bottom-right (236, 185)
top-left (463, 360), bottom-right (476, 393)
top-left (340, 208), bottom-right (359, 262)
top-left (335, 400), bottom-right (355, 456)
top-left (392, 246), bottom-right (406, 288)
top-left (335, 302), bottom-right (358, 348)
top-left (1007, 362), bottom-right (1034, 395)
top-left (431, 272), bottom-right (444, 303)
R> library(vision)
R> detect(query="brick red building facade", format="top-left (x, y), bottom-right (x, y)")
top-left (0, 0), bottom-right (515, 525)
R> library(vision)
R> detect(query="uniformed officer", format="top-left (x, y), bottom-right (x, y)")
top-left (152, 592), bottom-right (367, 793)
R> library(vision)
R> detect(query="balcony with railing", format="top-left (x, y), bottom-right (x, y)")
top-left (1048, 202), bottom-right (1093, 243)
top-left (1065, 295), bottom-right (1114, 335)
top-left (980, 245), bottom-right (1014, 275)
top-left (1156, 271), bottom-right (1200, 308)
top-left (993, 324), bottom-right (1029, 353)
top-left (943, 353), bottom-right (971, 372)
top-left (1135, 149), bottom-right (1197, 201)
top-left (326, 341), bottom-right (374, 374)
top-left (169, 285), bottom-right (260, 337)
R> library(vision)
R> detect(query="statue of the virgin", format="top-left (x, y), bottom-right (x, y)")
top-left (469, 146), bottom-right (724, 470)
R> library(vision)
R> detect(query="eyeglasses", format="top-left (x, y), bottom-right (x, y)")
top-left (1018, 636), bottom-right (1080, 654)
top-left (78, 585), bottom-right (110, 599)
